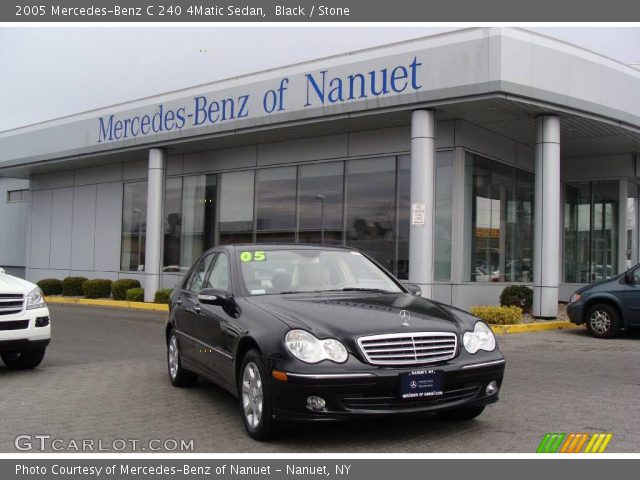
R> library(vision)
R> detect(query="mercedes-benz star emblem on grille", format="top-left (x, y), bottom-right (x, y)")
top-left (399, 310), bottom-right (410, 327)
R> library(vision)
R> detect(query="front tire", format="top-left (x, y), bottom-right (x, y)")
top-left (1, 348), bottom-right (46, 370)
top-left (436, 406), bottom-right (485, 421)
top-left (167, 330), bottom-right (198, 387)
top-left (586, 303), bottom-right (621, 339)
top-left (239, 350), bottom-right (278, 441)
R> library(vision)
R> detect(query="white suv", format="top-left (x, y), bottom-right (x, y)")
top-left (0, 268), bottom-right (50, 369)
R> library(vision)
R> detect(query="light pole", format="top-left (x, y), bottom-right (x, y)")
top-left (315, 195), bottom-right (325, 244)
top-left (133, 208), bottom-right (142, 270)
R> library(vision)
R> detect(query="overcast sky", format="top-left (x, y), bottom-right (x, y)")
top-left (1, 27), bottom-right (639, 132)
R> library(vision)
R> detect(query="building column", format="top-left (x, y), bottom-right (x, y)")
top-left (409, 110), bottom-right (436, 298)
top-left (144, 148), bottom-right (166, 302)
top-left (533, 115), bottom-right (560, 318)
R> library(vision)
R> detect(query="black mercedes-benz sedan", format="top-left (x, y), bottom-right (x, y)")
top-left (165, 244), bottom-right (505, 440)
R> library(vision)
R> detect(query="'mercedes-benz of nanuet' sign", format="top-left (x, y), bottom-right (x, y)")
top-left (96, 56), bottom-right (424, 144)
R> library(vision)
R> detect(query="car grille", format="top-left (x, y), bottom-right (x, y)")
top-left (0, 294), bottom-right (24, 316)
top-left (0, 320), bottom-right (29, 331)
top-left (340, 385), bottom-right (480, 411)
top-left (357, 332), bottom-right (457, 365)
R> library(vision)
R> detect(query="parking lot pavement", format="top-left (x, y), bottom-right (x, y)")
top-left (1, 304), bottom-right (639, 453)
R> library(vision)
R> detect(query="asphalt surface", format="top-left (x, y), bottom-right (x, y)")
top-left (1, 304), bottom-right (638, 453)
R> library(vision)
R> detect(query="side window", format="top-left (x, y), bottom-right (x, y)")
top-left (186, 253), bottom-right (216, 293)
top-left (633, 269), bottom-right (640, 285)
top-left (208, 253), bottom-right (230, 291)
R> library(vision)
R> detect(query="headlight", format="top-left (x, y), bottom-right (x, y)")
top-left (26, 288), bottom-right (46, 310)
top-left (285, 329), bottom-right (348, 364)
top-left (463, 322), bottom-right (496, 354)
top-left (569, 292), bottom-right (581, 303)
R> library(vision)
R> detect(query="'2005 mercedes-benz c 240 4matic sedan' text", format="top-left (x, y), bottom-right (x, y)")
top-left (165, 245), bottom-right (505, 440)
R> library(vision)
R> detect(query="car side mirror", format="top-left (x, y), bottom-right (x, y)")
top-left (404, 283), bottom-right (422, 296)
top-left (624, 272), bottom-right (634, 284)
top-left (198, 288), bottom-right (229, 306)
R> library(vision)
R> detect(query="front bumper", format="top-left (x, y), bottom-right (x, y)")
top-left (269, 357), bottom-right (505, 422)
top-left (566, 302), bottom-right (584, 325)
top-left (0, 306), bottom-right (51, 353)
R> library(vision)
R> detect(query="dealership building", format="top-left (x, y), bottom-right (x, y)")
top-left (1, 27), bottom-right (639, 317)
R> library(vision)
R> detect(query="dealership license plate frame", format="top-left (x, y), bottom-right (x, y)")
top-left (399, 369), bottom-right (443, 400)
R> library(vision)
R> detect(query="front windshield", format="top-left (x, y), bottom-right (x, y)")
top-left (238, 249), bottom-right (403, 295)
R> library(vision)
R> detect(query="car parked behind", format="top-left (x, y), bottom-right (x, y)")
top-left (567, 264), bottom-right (640, 338)
top-left (0, 268), bottom-right (51, 369)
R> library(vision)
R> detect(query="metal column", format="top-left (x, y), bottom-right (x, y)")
top-left (409, 110), bottom-right (436, 298)
top-left (144, 148), bottom-right (166, 302)
top-left (533, 115), bottom-right (561, 318)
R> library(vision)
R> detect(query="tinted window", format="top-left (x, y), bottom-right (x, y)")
top-left (209, 253), bottom-right (230, 291)
top-left (186, 253), bottom-right (216, 292)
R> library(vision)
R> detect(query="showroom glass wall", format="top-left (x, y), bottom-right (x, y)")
top-left (564, 181), bottom-right (620, 283)
top-left (626, 182), bottom-right (640, 270)
top-left (463, 152), bottom-right (534, 283)
top-left (119, 153), bottom-right (454, 279)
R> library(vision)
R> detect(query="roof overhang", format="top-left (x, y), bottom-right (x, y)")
top-left (1, 27), bottom-right (638, 177)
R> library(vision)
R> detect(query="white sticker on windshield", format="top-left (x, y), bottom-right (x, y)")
top-left (251, 289), bottom-right (266, 295)
top-left (351, 251), bottom-right (362, 256)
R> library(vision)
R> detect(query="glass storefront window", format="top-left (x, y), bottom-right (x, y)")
top-left (120, 181), bottom-right (147, 271)
top-left (627, 182), bottom-right (639, 269)
top-left (219, 171), bottom-right (254, 245)
top-left (346, 157), bottom-right (397, 274)
top-left (180, 174), bottom-right (217, 269)
top-left (564, 181), bottom-right (619, 283)
top-left (397, 156), bottom-right (411, 279)
top-left (434, 151), bottom-right (454, 281)
top-left (464, 153), bottom-right (534, 282)
top-left (163, 177), bottom-right (183, 271)
top-left (256, 167), bottom-right (297, 243)
top-left (298, 162), bottom-right (344, 245)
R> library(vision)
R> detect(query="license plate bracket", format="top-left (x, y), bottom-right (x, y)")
top-left (399, 369), bottom-right (443, 400)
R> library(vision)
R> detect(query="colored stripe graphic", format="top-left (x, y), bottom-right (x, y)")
top-left (538, 433), bottom-right (612, 453)
top-left (536, 433), bottom-right (566, 453)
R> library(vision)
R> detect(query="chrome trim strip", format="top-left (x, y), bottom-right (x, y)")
top-left (285, 373), bottom-right (376, 379)
top-left (461, 359), bottom-right (506, 370)
top-left (176, 330), bottom-right (233, 360)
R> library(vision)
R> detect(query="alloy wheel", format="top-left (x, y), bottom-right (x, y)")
top-left (241, 362), bottom-right (264, 429)
top-left (168, 335), bottom-right (179, 379)
top-left (589, 310), bottom-right (611, 335)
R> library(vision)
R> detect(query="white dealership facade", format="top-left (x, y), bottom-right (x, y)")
top-left (0, 27), bottom-right (639, 317)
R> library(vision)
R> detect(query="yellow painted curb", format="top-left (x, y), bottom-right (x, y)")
top-left (45, 296), bottom-right (169, 312)
top-left (490, 320), bottom-right (580, 335)
top-left (43, 298), bottom-right (580, 329)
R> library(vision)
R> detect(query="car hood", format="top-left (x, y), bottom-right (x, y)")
top-left (576, 273), bottom-right (625, 294)
top-left (245, 292), bottom-right (461, 339)
top-left (0, 272), bottom-right (36, 294)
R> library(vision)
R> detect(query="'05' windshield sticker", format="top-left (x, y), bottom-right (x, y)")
top-left (240, 251), bottom-right (266, 262)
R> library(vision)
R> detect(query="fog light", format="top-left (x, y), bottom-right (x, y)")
top-left (486, 381), bottom-right (498, 396)
top-left (35, 317), bottom-right (50, 327)
top-left (306, 396), bottom-right (326, 411)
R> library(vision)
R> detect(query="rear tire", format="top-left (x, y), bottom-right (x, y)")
top-left (586, 303), bottom-right (621, 339)
top-left (238, 349), bottom-right (279, 441)
top-left (167, 330), bottom-right (198, 387)
top-left (436, 406), bottom-right (485, 421)
top-left (1, 348), bottom-right (46, 370)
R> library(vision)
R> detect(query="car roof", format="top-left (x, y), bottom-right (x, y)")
top-left (223, 243), bottom-right (355, 252)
